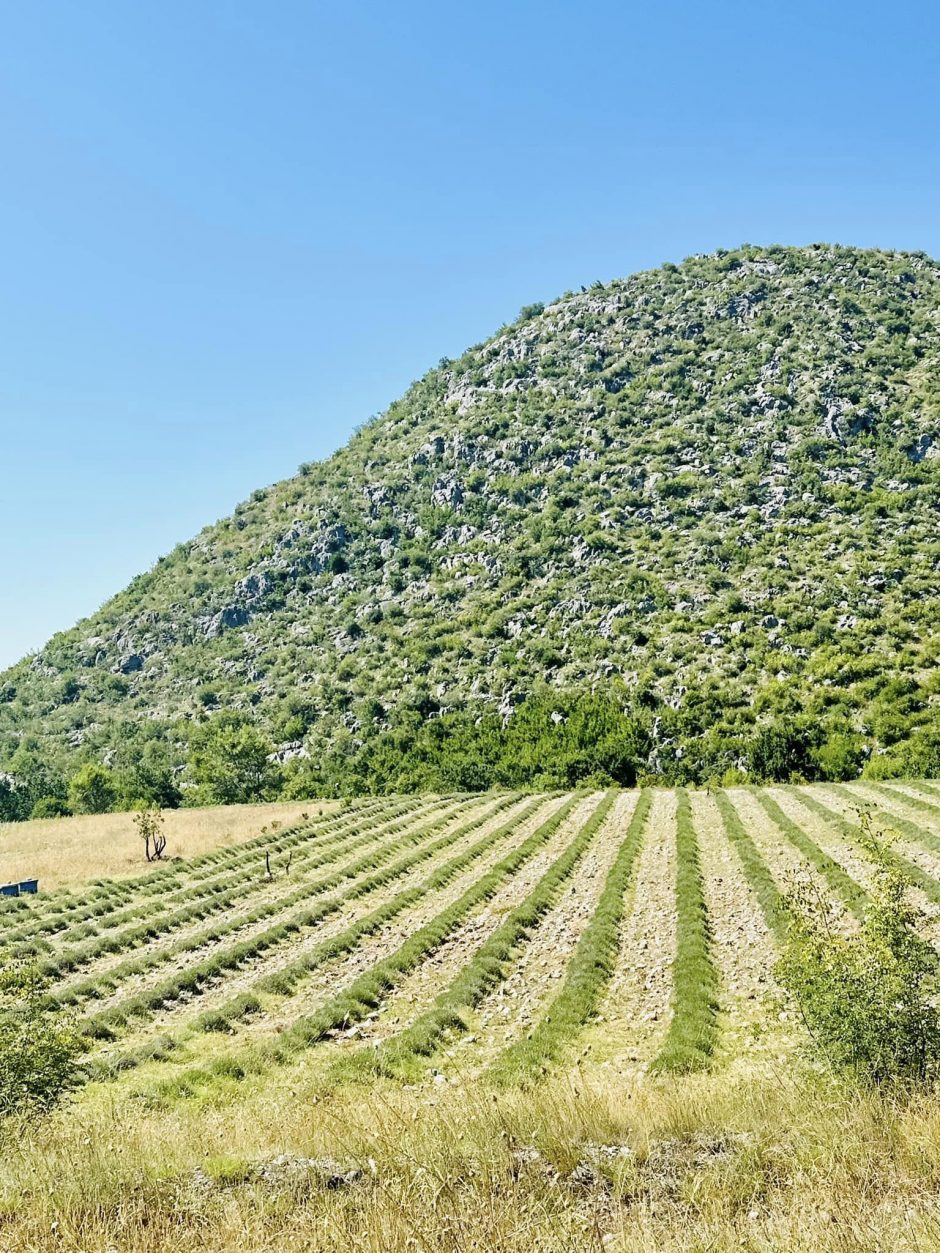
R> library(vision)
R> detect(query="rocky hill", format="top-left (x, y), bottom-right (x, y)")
top-left (4, 243), bottom-right (940, 791)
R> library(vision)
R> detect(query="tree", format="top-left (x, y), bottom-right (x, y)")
top-left (135, 808), bottom-right (167, 861)
top-left (68, 763), bottom-right (118, 814)
top-left (127, 741), bottom-right (183, 809)
top-left (0, 777), bottom-right (18, 823)
top-left (1, 744), bottom-right (68, 822)
top-left (188, 712), bottom-right (278, 804)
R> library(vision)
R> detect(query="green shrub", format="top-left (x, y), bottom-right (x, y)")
top-left (776, 812), bottom-right (940, 1084)
top-left (68, 763), bottom-right (118, 814)
top-left (30, 796), bottom-right (71, 819)
top-left (0, 963), bottom-right (80, 1115)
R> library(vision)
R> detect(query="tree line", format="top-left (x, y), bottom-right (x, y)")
top-left (2, 688), bottom-right (939, 823)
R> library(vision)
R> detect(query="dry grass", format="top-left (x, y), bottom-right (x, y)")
top-left (0, 801), bottom-right (340, 889)
top-left (2, 1065), bottom-right (940, 1251)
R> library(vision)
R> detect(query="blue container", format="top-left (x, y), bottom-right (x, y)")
top-left (18, 879), bottom-right (38, 894)
top-left (0, 883), bottom-right (20, 897)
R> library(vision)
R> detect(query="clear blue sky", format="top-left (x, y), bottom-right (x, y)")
top-left (1, 0), bottom-right (938, 669)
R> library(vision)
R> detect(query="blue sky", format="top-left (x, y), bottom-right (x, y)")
top-left (1, 0), bottom-right (938, 669)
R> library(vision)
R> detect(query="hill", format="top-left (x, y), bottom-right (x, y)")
top-left (3, 242), bottom-right (940, 796)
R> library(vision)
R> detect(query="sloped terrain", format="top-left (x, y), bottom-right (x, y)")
top-left (4, 244), bottom-right (940, 787)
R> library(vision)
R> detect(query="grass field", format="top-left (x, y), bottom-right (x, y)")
top-left (3, 781), bottom-right (940, 1250)
top-left (0, 799), bottom-right (340, 888)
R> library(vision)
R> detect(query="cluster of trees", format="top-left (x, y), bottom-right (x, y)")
top-left (2, 688), bottom-right (937, 824)
top-left (0, 712), bottom-right (279, 821)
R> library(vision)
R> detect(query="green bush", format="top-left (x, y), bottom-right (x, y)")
top-left (776, 812), bottom-right (940, 1084)
top-left (30, 796), bottom-right (72, 819)
top-left (0, 963), bottom-right (80, 1115)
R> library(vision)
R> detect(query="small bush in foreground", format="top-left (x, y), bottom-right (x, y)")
top-left (777, 812), bottom-right (940, 1085)
top-left (0, 963), bottom-right (80, 1115)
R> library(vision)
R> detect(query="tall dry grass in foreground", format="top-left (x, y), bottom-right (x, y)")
top-left (2, 1067), bottom-right (940, 1251)
top-left (0, 801), bottom-right (339, 888)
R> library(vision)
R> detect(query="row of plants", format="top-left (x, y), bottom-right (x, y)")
top-left (22, 796), bottom-right (449, 977)
top-left (652, 790), bottom-right (719, 1073)
top-left (352, 791), bottom-right (620, 1080)
top-left (92, 793), bottom-right (543, 1076)
top-left (794, 789), bottom-right (940, 906)
top-left (0, 794), bottom-right (390, 942)
top-left (153, 793), bottom-right (587, 1097)
top-left (487, 790), bottom-right (652, 1085)
top-left (749, 788), bottom-right (869, 917)
top-left (712, 792), bottom-right (788, 940)
top-left (66, 796), bottom-right (488, 1031)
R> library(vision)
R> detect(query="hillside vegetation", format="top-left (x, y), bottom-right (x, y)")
top-left (3, 244), bottom-right (940, 800)
top-left (4, 780), bottom-right (940, 1248)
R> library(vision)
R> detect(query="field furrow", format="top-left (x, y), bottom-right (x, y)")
top-left (0, 798), bottom-right (389, 946)
top-left (580, 788), bottom-right (678, 1075)
top-left (40, 797), bottom-right (414, 952)
top-left (800, 787), bottom-right (940, 915)
top-left (92, 792), bottom-right (540, 1071)
top-left (74, 795), bottom-right (497, 1038)
top-left (270, 792), bottom-right (604, 1056)
top-left (336, 791), bottom-right (615, 1081)
top-left (843, 782), bottom-right (940, 853)
top-left (18, 779), bottom-right (940, 1123)
top-left (739, 787), bottom-right (869, 918)
top-left (764, 788), bottom-right (882, 898)
top-left (363, 790), bottom-right (639, 1078)
top-left (47, 794), bottom-right (460, 991)
top-left (486, 789), bottom-right (653, 1085)
top-left (693, 791), bottom-right (793, 1064)
top-left (146, 793), bottom-right (587, 1097)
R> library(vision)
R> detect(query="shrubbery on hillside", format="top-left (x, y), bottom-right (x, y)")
top-left (3, 246), bottom-right (940, 795)
top-left (2, 690), bottom-right (938, 820)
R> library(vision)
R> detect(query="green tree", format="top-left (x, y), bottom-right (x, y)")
top-left (68, 763), bottom-right (119, 814)
top-left (2, 744), bottom-right (67, 821)
top-left (188, 712), bottom-right (278, 804)
top-left (126, 740), bottom-right (183, 809)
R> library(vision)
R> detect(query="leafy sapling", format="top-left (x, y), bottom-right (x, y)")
top-left (777, 810), bottom-right (940, 1085)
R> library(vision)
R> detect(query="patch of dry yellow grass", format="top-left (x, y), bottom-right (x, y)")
top-left (0, 801), bottom-right (340, 889)
top-left (2, 1066), bottom-right (940, 1251)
